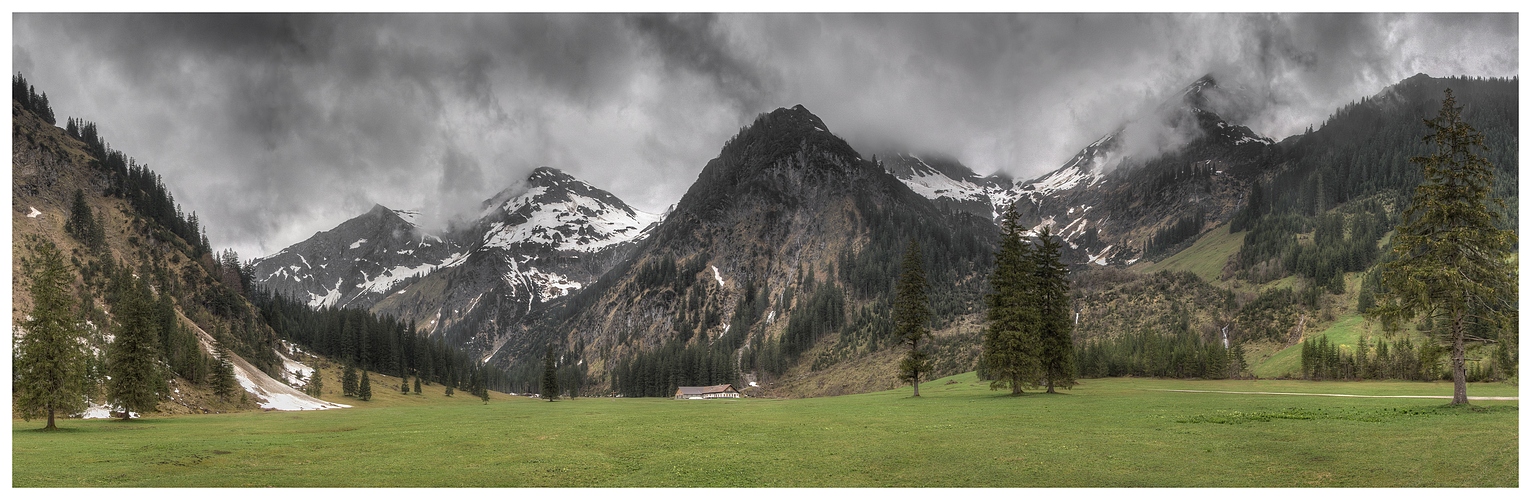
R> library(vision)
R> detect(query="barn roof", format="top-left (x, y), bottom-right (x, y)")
top-left (675, 384), bottom-right (737, 395)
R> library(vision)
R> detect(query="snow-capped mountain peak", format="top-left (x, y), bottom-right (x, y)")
top-left (478, 166), bottom-right (661, 253)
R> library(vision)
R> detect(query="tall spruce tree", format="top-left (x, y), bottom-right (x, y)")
top-left (541, 347), bottom-right (559, 402)
top-left (358, 370), bottom-right (373, 401)
top-left (342, 364), bottom-right (359, 397)
top-left (984, 205), bottom-right (1042, 394)
top-left (106, 276), bottom-right (165, 419)
top-left (15, 242), bottom-right (89, 430)
top-left (307, 368), bottom-right (324, 397)
top-left (63, 189), bottom-right (103, 251)
top-left (209, 338), bottom-right (237, 400)
top-left (894, 238), bottom-right (932, 397)
top-left (413, 375), bottom-right (422, 394)
top-left (1032, 227), bottom-right (1075, 393)
top-left (1369, 89), bottom-right (1518, 405)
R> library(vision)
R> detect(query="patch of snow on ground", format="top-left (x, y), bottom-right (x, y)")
top-left (349, 239), bottom-right (368, 249)
top-left (354, 252), bottom-right (464, 295)
top-left (81, 404), bottom-right (138, 419)
top-left (228, 351), bottom-right (348, 411)
top-left (1087, 245), bottom-right (1115, 266)
top-left (26, 206), bottom-right (42, 218)
top-left (277, 350), bottom-right (315, 386)
top-left (307, 277), bottom-right (346, 308)
top-left (393, 209), bottom-right (421, 226)
top-left (1234, 135), bottom-right (1274, 145)
top-left (712, 265), bottom-right (726, 287)
top-left (526, 266), bottom-right (583, 302)
top-left (894, 163), bottom-right (986, 203)
top-left (1125, 257), bottom-right (1140, 265)
top-left (1029, 165), bottom-right (1096, 195)
top-left (1025, 216), bottom-right (1056, 237)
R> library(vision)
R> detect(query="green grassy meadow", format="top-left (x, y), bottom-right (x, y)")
top-left (1138, 223), bottom-right (1243, 282)
top-left (12, 375), bottom-right (1517, 487)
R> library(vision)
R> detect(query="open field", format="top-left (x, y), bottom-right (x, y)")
top-left (12, 375), bottom-right (1517, 487)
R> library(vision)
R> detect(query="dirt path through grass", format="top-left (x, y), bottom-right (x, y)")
top-left (1154, 389), bottom-right (1518, 400)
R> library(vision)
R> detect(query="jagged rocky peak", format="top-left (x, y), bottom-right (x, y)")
top-left (477, 166), bottom-right (660, 253)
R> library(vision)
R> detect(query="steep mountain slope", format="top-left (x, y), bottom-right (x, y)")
top-left (877, 152), bottom-right (1014, 220)
top-left (12, 96), bottom-right (349, 414)
top-left (1067, 74), bottom-right (1518, 381)
top-left (251, 166), bottom-right (661, 356)
top-left (16, 82), bottom-right (525, 418)
top-left (523, 105), bottom-right (997, 396)
top-left (883, 75), bottom-right (1276, 267)
top-left (250, 204), bottom-right (463, 310)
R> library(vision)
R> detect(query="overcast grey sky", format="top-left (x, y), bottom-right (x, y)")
top-left (11, 13), bottom-right (1518, 259)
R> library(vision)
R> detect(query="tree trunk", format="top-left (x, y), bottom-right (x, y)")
top-left (45, 404), bottom-right (56, 431)
top-left (1010, 375), bottom-right (1023, 395)
top-left (912, 372), bottom-right (920, 397)
top-left (1046, 379), bottom-right (1056, 394)
top-left (1451, 309), bottom-right (1468, 405)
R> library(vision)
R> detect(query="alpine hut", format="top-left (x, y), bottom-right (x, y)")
top-left (673, 384), bottom-right (741, 400)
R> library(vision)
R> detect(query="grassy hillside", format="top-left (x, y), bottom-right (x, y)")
top-left (1138, 223), bottom-right (1243, 282)
top-left (1253, 313), bottom-right (1367, 379)
top-left (13, 375), bottom-right (1517, 487)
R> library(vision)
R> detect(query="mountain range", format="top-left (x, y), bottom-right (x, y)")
top-left (247, 73), bottom-right (1518, 396)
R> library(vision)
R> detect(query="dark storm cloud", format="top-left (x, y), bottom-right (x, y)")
top-left (628, 13), bottom-right (774, 113)
top-left (11, 13), bottom-right (1515, 259)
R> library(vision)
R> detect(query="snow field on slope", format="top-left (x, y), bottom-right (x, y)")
top-left (893, 158), bottom-right (987, 203)
top-left (277, 351), bottom-right (316, 386)
top-left (353, 251), bottom-right (466, 295)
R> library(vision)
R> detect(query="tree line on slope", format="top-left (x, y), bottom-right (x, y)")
top-left (250, 287), bottom-right (514, 395)
top-left (13, 81), bottom-right (507, 427)
top-left (15, 241), bottom-right (240, 426)
top-left (13, 73), bottom-right (55, 124)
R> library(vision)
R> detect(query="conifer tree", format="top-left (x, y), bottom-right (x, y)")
top-left (307, 368), bottom-right (324, 397)
top-left (342, 364), bottom-right (359, 397)
top-left (64, 189), bottom-right (102, 250)
top-left (894, 238), bottom-right (932, 397)
top-left (413, 375), bottom-right (422, 394)
top-left (401, 377), bottom-right (410, 394)
top-left (1033, 227), bottom-right (1075, 393)
top-left (209, 338), bottom-right (237, 400)
top-left (106, 277), bottom-right (165, 419)
top-left (1370, 89), bottom-right (1518, 405)
top-left (983, 205), bottom-right (1042, 394)
top-left (541, 347), bottom-right (559, 402)
top-left (15, 242), bottom-right (89, 430)
top-left (444, 383), bottom-right (454, 397)
top-left (358, 370), bottom-right (373, 401)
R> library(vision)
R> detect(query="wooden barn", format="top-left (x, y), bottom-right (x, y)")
top-left (674, 384), bottom-right (741, 400)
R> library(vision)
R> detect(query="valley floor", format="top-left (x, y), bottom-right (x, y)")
top-left (12, 375), bottom-right (1518, 487)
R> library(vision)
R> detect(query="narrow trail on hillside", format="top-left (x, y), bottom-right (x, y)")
top-left (1153, 389), bottom-right (1518, 401)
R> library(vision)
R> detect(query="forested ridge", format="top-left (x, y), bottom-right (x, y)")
top-left (12, 75), bottom-right (513, 418)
